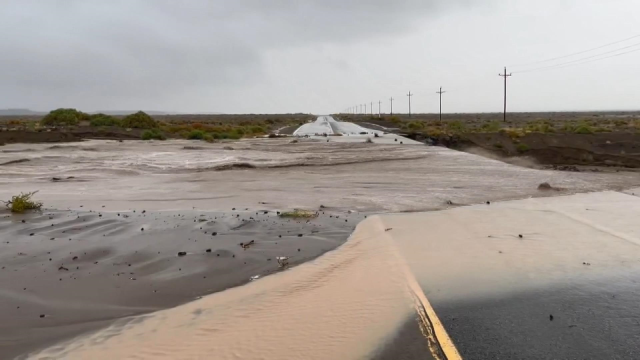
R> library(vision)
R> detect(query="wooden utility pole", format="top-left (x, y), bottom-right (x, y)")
top-left (390, 97), bottom-right (394, 115)
top-left (364, 103), bottom-right (367, 115)
top-left (370, 102), bottom-right (373, 117)
top-left (499, 67), bottom-right (512, 122)
top-left (436, 87), bottom-right (446, 122)
top-left (378, 100), bottom-right (382, 118)
top-left (407, 91), bottom-right (413, 118)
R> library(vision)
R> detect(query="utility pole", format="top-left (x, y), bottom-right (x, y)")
top-left (390, 97), bottom-right (394, 115)
top-left (407, 91), bottom-right (413, 118)
top-left (436, 87), bottom-right (446, 122)
top-left (364, 103), bottom-right (367, 115)
top-left (499, 67), bottom-right (512, 122)
top-left (378, 100), bottom-right (382, 118)
top-left (370, 102), bottom-right (373, 117)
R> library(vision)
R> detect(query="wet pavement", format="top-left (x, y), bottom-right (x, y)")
top-left (382, 191), bottom-right (640, 359)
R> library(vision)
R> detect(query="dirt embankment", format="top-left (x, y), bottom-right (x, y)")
top-left (0, 127), bottom-right (143, 145)
top-left (401, 131), bottom-right (640, 169)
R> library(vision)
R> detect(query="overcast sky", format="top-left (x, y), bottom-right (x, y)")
top-left (1, 0), bottom-right (639, 114)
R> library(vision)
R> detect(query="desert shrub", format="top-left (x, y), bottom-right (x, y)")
top-left (574, 122), bottom-right (594, 134)
top-left (3, 191), bottom-right (42, 213)
top-left (41, 108), bottom-right (88, 126)
top-left (388, 116), bottom-right (402, 125)
top-left (203, 134), bottom-right (215, 143)
top-left (279, 209), bottom-right (318, 219)
top-left (499, 127), bottom-right (525, 139)
top-left (250, 125), bottom-right (266, 134)
top-left (187, 130), bottom-right (206, 140)
top-left (526, 122), bottom-right (555, 133)
top-left (481, 121), bottom-right (502, 132)
top-left (447, 121), bottom-right (467, 133)
top-left (141, 129), bottom-right (166, 140)
top-left (121, 111), bottom-right (158, 129)
top-left (516, 143), bottom-right (530, 153)
top-left (407, 121), bottom-right (424, 131)
top-left (89, 114), bottom-right (121, 127)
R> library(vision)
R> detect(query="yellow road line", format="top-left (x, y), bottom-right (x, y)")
top-left (375, 216), bottom-right (462, 360)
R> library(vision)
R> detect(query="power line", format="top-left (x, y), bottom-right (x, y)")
top-left (436, 87), bottom-right (446, 122)
top-left (499, 67), bottom-right (512, 123)
top-left (407, 91), bottom-right (413, 118)
top-left (515, 43), bottom-right (640, 74)
top-left (510, 34), bottom-right (640, 68)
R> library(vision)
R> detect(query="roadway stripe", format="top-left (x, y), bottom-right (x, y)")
top-left (375, 217), bottom-right (463, 360)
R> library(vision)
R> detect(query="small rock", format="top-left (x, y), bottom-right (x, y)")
top-left (206, 249), bottom-right (212, 253)
top-left (550, 314), bottom-right (554, 321)
top-left (538, 182), bottom-right (553, 191)
top-left (178, 252), bottom-right (187, 257)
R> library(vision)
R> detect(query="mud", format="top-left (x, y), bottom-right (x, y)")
top-left (1, 207), bottom-right (362, 359)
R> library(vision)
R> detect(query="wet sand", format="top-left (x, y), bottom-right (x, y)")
top-left (1, 207), bottom-right (362, 359)
top-left (2, 139), bottom-right (640, 358)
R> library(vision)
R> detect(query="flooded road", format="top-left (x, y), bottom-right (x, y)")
top-left (2, 138), bottom-right (640, 359)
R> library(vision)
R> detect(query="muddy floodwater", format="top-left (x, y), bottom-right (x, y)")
top-left (1, 138), bottom-right (640, 359)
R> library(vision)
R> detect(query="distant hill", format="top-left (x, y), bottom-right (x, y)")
top-left (0, 109), bottom-right (45, 116)
top-left (0, 109), bottom-right (225, 116)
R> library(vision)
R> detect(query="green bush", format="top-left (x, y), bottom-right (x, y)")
top-left (203, 134), bottom-right (214, 143)
top-left (407, 121), bottom-right (424, 131)
top-left (187, 130), bottom-right (206, 140)
top-left (250, 125), bottom-right (266, 134)
top-left (3, 191), bottom-right (42, 213)
top-left (41, 108), bottom-right (88, 126)
top-left (481, 121), bottom-right (502, 132)
top-left (447, 121), bottom-right (467, 133)
top-left (89, 114), bottom-right (121, 127)
top-left (516, 143), bottom-right (530, 153)
top-left (141, 129), bottom-right (166, 140)
top-left (574, 122), bottom-right (594, 134)
top-left (121, 111), bottom-right (158, 129)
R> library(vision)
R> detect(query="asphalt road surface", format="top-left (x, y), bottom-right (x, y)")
top-left (381, 191), bottom-right (640, 360)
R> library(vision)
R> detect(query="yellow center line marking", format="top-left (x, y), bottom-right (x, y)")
top-left (375, 217), bottom-right (462, 360)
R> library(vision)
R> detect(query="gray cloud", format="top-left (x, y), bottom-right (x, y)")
top-left (2, 0), bottom-right (638, 114)
top-left (0, 0), bottom-right (481, 112)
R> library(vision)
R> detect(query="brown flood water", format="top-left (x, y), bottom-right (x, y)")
top-left (1, 138), bottom-right (640, 359)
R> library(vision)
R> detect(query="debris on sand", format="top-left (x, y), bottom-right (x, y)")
top-left (279, 209), bottom-right (318, 219)
top-left (177, 252), bottom-right (187, 257)
top-left (276, 256), bottom-right (290, 268)
top-left (240, 240), bottom-right (255, 249)
top-left (250, 275), bottom-right (261, 281)
top-left (58, 266), bottom-right (69, 271)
